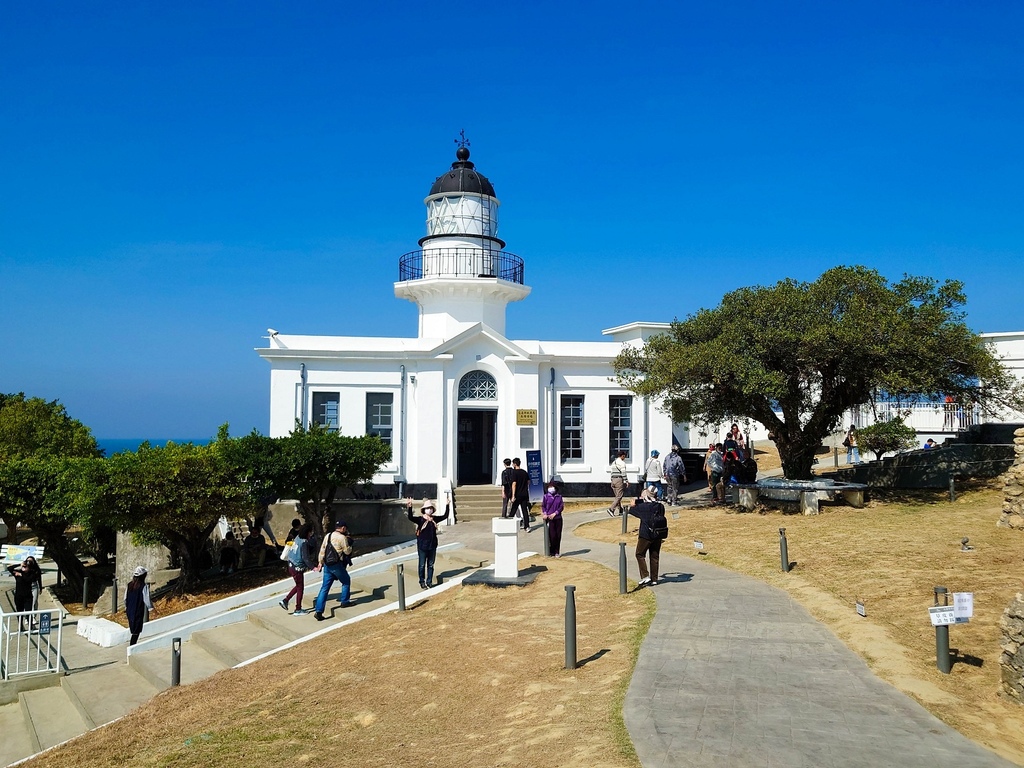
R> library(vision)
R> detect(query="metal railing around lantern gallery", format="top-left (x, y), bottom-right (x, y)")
top-left (398, 248), bottom-right (525, 285)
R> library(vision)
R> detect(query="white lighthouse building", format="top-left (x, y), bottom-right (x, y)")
top-left (257, 145), bottom-right (687, 499)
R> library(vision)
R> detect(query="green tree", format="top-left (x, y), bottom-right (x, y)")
top-left (0, 456), bottom-right (105, 592)
top-left (615, 266), bottom-right (1023, 479)
top-left (0, 393), bottom-right (101, 550)
top-left (856, 418), bottom-right (920, 461)
top-left (102, 441), bottom-right (252, 592)
top-left (220, 423), bottom-right (392, 539)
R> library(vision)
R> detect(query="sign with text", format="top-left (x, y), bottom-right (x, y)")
top-left (953, 592), bottom-right (973, 624)
top-left (929, 605), bottom-right (957, 626)
top-left (693, 539), bottom-right (704, 551)
top-left (856, 601), bottom-right (866, 618)
top-left (516, 409), bottom-right (538, 426)
top-left (526, 450), bottom-right (544, 503)
top-left (39, 612), bottom-right (51, 636)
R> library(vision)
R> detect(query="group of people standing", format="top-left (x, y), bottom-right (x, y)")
top-left (702, 423), bottom-right (757, 504)
top-left (500, 457), bottom-right (533, 531)
top-left (608, 444), bottom-right (690, 514)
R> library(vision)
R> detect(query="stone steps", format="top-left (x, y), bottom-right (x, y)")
top-left (454, 485), bottom-right (504, 520)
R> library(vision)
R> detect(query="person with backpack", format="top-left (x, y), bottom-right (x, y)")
top-left (663, 444), bottom-right (688, 505)
top-left (405, 497), bottom-right (451, 589)
top-left (313, 519), bottom-right (354, 621)
top-left (279, 523), bottom-right (316, 615)
top-left (629, 487), bottom-right (668, 586)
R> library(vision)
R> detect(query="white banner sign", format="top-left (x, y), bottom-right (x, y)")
top-left (953, 592), bottom-right (973, 623)
top-left (929, 605), bottom-right (957, 626)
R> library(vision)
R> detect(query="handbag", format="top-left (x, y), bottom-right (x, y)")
top-left (279, 541), bottom-right (295, 561)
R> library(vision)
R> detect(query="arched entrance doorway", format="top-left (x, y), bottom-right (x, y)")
top-left (457, 371), bottom-right (498, 485)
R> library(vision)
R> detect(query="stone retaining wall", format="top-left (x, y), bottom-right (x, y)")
top-left (998, 427), bottom-right (1024, 528)
top-left (1001, 593), bottom-right (1024, 703)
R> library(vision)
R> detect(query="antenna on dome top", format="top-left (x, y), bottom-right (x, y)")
top-left (454, 129), bottom-right (470, 149)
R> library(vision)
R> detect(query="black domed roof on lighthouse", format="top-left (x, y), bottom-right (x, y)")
top-left (429, 146), bottom-right (496, 197)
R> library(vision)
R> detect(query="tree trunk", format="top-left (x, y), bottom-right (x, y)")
top-left (38, 525), bottom-right (87, 594)
top-left (773, 431), bottom-right (819, 480)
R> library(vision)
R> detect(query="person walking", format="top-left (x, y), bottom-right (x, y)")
top-left (509, 457), bottom-right (532, 531)
top-left (125, 566), bottom-right (155, 645)
top-left (663, 444), bottom-right (688, 505)
top-left (279, 523), bottom-right (316, 615)
top-left (844, 425), bottom-right (860, 465)
top-left (541, 484), bottom-right (564, 557)
top-left (313, 520), bottom-right (354, 621)
top-left (644, 450), bottom-right (664, 499)
top-left (608, 450), bottom-right (629, 516)
top-left (500, 458), bottom-right (514, 518)
top-left (406, 497), bottom-right (451, 588)
top-left (629, 488), bottom-right (668, 586)
top-left (706, 443), bottom-right (725, 503)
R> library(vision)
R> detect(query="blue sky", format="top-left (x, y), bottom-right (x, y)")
top-left (2, 2), bottom-right (1022, 439)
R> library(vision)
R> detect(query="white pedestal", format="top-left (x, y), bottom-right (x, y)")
top-left (491, 517), bottom-right (520, 579)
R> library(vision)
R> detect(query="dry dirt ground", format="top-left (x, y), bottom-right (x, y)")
top-left (23, 557), bottom-right (655, 768)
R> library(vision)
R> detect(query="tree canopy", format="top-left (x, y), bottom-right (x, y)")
top-left (614, 266), bottom-right (1023, 479)
top-left (101, 441), bottom-right (252, 591)
top-left (220, 423), bottom-right (392, 539)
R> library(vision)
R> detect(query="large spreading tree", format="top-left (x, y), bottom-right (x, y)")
top-left (220, 423), bottom-right (392, 539)
top-left (614, 266), bottom-right (1023, 479)
top-left (0, 394), bottom-right (102, 580)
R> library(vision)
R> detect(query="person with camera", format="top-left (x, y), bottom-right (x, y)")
top-left (406, 497), bottom-right (450, 589)
top-left (313, 519), bottom-right (354, 621)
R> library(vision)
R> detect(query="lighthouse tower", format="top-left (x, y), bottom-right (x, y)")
top-left (395, 145), bottom-right (530, 338)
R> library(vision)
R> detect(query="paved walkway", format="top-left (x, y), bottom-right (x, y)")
top-left (530, 507), bottom-right (1016, 767)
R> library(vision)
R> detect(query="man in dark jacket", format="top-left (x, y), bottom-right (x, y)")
top-left (500, 458), bottom-right (514, 518)
top-left (663, 445), bottom-right (688, 505)
top-left (509, 457), bottom-right (532, 531)
top-left (628, 488), bottom-right (667, 586)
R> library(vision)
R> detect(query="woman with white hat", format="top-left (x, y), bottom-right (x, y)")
top-left (405, 497), bottom-right (450, 589)
top-left (125, 566), bottom-right (156, 646)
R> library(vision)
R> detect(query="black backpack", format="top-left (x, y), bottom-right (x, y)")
top-left (649, 509), bottom-right (669, 541)
top-left (323, 532), bottom-right (348, 566)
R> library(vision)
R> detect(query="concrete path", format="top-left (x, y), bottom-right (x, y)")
top-left (554, 511), bottom-right (1015, 767)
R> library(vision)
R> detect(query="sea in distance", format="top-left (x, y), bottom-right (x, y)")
top-left (97, 438), bottom-right (212, 456)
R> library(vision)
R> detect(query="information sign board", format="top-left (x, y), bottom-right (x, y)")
top-left (693, 539), bottom-right (704, 551)
top-left (953, 592), bottom-right (973, 624)
top-left (39, 612), bottom-right (51, 636)
top-left (929, 605), bottom-right (957, 626)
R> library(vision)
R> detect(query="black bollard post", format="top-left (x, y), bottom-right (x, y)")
top-left (112, 577), bottom-right (118, 614)
top-left (833, 446), bottom-right (839, 469)
top-left (949, 475), bottom-right (956, 503)
top-left (564, 585), bottom-right (577, 670)
top-left (934, 586), bottom-right (952, 674)
top-left (542, 519), bottom-right (550, 557)
top-left (171, 637), bottom-right (182, 686)
top-left (621, 504), bottom-right (629, 535)
top-left (397, 563), bottom-right (407, 611)
top-left (619, 541), bottom-right (628, 594)
top-left (779, 528), bottom-right (790, 573)
top-left (82, 576), bottom-right (90, 610)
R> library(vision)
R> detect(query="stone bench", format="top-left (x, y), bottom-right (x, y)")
top-left (731, 480), bottom-right (868, 515)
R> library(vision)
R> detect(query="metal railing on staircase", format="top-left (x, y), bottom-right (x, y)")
top-left (0, 608), bottom-right (64, 680)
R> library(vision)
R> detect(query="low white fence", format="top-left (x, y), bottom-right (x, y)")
top-left (0, 608), bottom-right (64, 680)
top-left (847, 402), bottom-right (983, 433)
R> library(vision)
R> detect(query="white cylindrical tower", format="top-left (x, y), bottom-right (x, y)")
top-left (395, 145), bottom-right (530, 338)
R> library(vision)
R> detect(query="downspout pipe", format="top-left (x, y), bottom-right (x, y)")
top-left (398, 365), bottom-right (407, 498)
top-left (550, 367), bottom-right (556, 482)
top-left (300, 363), bottom-right (308, 429)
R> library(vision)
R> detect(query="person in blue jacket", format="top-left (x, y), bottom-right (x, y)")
top-left (406, 497), bottom-right (451, 589)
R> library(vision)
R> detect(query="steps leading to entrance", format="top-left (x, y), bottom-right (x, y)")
top-left (454, 485), bottom-right (504, 521)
